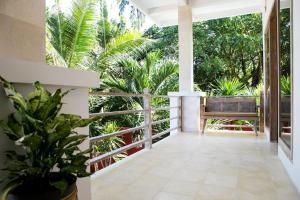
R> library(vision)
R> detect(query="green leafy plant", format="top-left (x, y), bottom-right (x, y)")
top-left (212, 78), bottom-right (245, 96)
top-left (91, 121), bottom-right (126, 168)
top-left (281, 75), bottom-right (291, 95)
top-left (0, 77), bottom-right (100, 198)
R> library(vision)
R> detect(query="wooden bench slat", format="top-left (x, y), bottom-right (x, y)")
top-left (203, 112), bottom-right (258, 117)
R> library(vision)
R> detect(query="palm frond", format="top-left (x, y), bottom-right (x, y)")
top-left (47, 0), bottom-right (97, 68)
top-left (65, 0), bottom-right (97, 67)
top-left (151, 60), bottom-right (179, 94)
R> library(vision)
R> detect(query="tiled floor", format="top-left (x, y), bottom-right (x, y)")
top-left (91, 132), bottom-right (300, 200)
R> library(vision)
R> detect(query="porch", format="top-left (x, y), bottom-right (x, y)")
top-left (0, 0), bottom-right (299, 199)
top-left (91, 132), bottom-right (299, 200)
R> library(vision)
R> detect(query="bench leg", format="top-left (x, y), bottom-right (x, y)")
top-left (254, 120), bottom-right (258, 136)
top-left (201, 119), bottom-right (207, 134)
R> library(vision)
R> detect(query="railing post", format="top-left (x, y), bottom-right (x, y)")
top-left (143, 88), bottom-right (152, 149)
top-left (179, 96), bottom-right (182, 132)
top-left (168, 94), bottom-right (182, 135)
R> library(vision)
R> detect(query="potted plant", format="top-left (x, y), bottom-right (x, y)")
top-left (0, 77), bottom-right (100, 200)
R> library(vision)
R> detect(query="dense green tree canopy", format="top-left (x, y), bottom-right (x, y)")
top-left (145, 14), bottom-right (263, 92)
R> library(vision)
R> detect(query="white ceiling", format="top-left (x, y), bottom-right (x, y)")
top-left (130, 0), bottom-right (264, 27)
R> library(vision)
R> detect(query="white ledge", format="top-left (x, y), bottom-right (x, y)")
top-left (168, 91), bottom-right (206, 97)
top-left (0, 58), bottom-right (99, 88)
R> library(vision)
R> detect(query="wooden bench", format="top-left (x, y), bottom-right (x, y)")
top-left (200, 96), bottom-right (259, 135)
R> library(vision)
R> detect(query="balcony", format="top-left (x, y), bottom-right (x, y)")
top-left (0, 0), bottom-right (299, 199)
top-left (89, 92), bottom-right (299, 200)
top-left (91, 132), bottom-right (299, 200)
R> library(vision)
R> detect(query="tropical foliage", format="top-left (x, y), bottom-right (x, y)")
top-left (212, 78), bottom-right (245, 96)
top-left (116, 0), bottom-right (145, 30)
top-left (47, 0), bottom-right (150, 72)
top-left (45, 0), bottom-right (273, 167)
top-left (90, 121), bottom-right (125, 168)
top-left (281, 76), bottom-right (291, 95)
top-left (0, 77), bottom-right (100, 197)
top-left (145, 14), bottom-right (263, 91)
top-left (47, 0), bottom-right (97, 68)
top-left (105, 51), bottom-right (179, 98)
top-left (46, 0), bottom-right (178, 167)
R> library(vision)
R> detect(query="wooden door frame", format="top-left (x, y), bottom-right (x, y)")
top-left (264, 0), bottom-right (279, 142)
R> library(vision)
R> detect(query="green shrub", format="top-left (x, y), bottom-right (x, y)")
top-left (0, 77), bottom-right (100, 198)
top-left (212, 78), bottom-right (245, 96)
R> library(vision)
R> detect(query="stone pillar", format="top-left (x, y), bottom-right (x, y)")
top-left (169, 92), bottom-right (205, 133)
top-left (178, 5), bottom-right (194, 92)
top-left (0, 0), bottom-right (45, 62)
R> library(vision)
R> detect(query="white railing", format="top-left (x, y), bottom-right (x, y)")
top-left (89, 89), bottom-right (182, 167)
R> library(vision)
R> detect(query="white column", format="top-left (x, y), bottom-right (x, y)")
top-left (178, 5), bottom-right (194, 92)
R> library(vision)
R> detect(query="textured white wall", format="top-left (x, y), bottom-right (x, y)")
top-left (0, 0), bottom-right (45, 62)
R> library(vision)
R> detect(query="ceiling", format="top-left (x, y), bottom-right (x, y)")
top-left (129, 0), bottom-right (264, 27)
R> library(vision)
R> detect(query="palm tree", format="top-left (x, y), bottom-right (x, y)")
top-left (104, 51), bottom-right (179, 106)
top-left (88, 51), bottom-right (177, 140)
top-left (47, 0), bottom-right (97, 68)
top-left (47, 0), bottom-right (151, 71)
top-left (87, 30), bottom-right (152, 78)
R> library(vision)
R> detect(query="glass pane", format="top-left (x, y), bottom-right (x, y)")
top-left (264, 27), bottom-right (271, 133)
top-left (279, 0), bottom-right (292, 149)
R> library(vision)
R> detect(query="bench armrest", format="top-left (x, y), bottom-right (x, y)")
top-left (200, 104), bottom-right (206, 113)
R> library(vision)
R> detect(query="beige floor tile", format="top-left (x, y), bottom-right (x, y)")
top-left (162, 180), bottom-right (200, 196)
top-left (204, 172), bottom-right (238, 189)
top-left (196, 184), bottom-right (237, 200)
top-left (130, 174), bottom-right (169, 189)
top-left (153, 192), bottom-right (194, 200)
top-left (236, 190), bottom-right (278, 200)
top-left (238, 176), bottom-right (275, 194)
top-left (173, 168), bottom-right (207, 183)
top-left (117, 185), bottom-right (161, 200)
top-left (91, 133), bottom-right (300, 200)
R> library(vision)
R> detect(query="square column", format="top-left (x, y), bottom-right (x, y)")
top-left (169, 92), bottom-right (205, 133)
top-left (178, 5), bottom-right (194, 92)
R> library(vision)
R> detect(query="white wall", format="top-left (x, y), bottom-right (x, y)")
top-left (0, 0), bottom-right (45, 62)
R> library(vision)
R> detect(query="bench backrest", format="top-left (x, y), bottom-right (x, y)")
top-left (205, 96), bottom-right (257, 113)
top-left (281, 96), bottom-right (290, 114)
